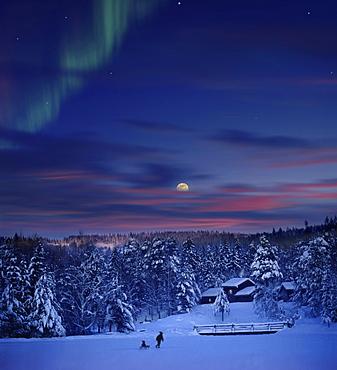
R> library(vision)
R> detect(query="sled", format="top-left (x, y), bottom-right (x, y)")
top-left (139, 341), bottom-right (150, 349)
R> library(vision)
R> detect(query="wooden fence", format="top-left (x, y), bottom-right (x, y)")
top-left (194, 322), bottom-right (290, 335)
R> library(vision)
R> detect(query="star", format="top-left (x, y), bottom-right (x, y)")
top-left (307, 11), bottom-right (311, 15)
top-left (177, 2), bottom-right (181, 5)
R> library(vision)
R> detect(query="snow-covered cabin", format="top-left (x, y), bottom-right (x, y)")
top-left (278, 282), bottom-right (295, 302)
top-left (200, 287), bottom-right (222, 304)
top-left (222, 278), bottom-right (255, 302)
top-left (234, 286), bottom-right (255, 302)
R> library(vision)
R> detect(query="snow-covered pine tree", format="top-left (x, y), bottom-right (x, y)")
top-left (253, 285), bottom-right (284, 320)
top-left (0, 239), bottom-right (22, 296)
top-left (227, 239), bottom-right (242, 278)
top-left (121, 238), bottom-right (140, 279)
top-left (251, 236), bottom-right (284, 319)
top-left (58, 247), bottom-right (104, 335)
top-left (175, 264), bottom-right (201, 314)
top-left (321, 270), bottom-right (337, 326)
top-left (199, 244), bottom-right (217, 292)
top-left (181, 238), bottom-right (200, 274)
top-left (251, 236), bottom-right (283, 286)
top-left (0, 240), bottom-right (11, 288)
top-left (84, 247), bottom-right (106, 332)
top-left (140, 239), bottom-right (152, 257)
top-left (121, 238), bottom-right (147, 311)
top-left (213, 288), bottom-right (230, 321)
top-left (165, 238), bottom-right (180, 316)
top-left (143, 238), bottom-right (168, 314)
top-left (216, 242), bottom-right (231, 283)
top-left (106, 247), bottom-right (122, 282)
top-left (0, 255), bottom-right (29, 337)
top-left (105, 276), bottom-right (135, 333)
top-left (28, 241), bottom-right (46, 292)
top-left (292, 237), bottom-right (331, 318)
top-left (246, 241), bottom-right (257, 276)
top-left (28, 273), bottom-right (65, 337)
top-left (278, 246), bottom-right (296, 281)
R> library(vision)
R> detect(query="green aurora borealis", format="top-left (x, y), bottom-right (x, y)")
top-left (1, 0), bottom-right (166, 137)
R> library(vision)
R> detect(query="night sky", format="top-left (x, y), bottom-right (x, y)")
top-left (1, 0), bottom-right (337, 238)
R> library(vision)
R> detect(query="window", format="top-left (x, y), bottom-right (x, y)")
top-left (229, 289), bottom-right (233, 294)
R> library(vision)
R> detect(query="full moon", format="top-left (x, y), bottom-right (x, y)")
top-left (176, 182), bottom-right (189, 191)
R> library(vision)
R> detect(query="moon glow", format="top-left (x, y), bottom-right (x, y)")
top-left (176, 183), bottom-right (189, 191)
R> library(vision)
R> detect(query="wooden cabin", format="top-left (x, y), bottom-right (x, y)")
top-left (278, 282), bottom-right (295, 302)
top-left (234, 286), bottom-right (255, 302)
top-left (200, 287), bottom-right (222, 304)
top-left (222, 278), bottom-right (255, 302)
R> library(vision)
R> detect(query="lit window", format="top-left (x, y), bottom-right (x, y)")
top-left (229, 289), bottom-right (233, 294)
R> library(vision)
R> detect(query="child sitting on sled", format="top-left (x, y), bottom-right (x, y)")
top-left (140, 340), bottom-right (150, 349)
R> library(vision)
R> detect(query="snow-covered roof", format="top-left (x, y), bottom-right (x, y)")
top-left (234, 286), bottom-right (255, 296)
top-left (281, 282), bottom-right (295, 290)
top-left (222, 278), bottom-right (254, 288)
top-left (201, 287), bottom-right (222, 297)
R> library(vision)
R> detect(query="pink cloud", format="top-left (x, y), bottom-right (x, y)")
top-left (33, 170), bottom-right (95, 180)
top-left (193, 195), bottom-right (297, 213)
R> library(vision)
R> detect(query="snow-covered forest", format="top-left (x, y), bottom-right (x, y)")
top-left (1, 217), bottom-right (337, 338)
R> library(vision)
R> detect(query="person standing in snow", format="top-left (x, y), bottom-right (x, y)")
top-left (155, 331), bottom-right (164, 348)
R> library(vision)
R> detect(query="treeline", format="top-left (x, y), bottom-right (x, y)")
top-left (0, 218), bottom-right (337, 338)
top-left (60, 215), bottom-right (337, 249)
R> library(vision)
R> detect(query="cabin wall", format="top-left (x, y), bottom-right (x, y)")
top-left (200, 296), bottom-right (216, 304)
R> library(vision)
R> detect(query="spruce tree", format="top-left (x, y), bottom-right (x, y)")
top-left (165, 238), bottom-right (180, 315)
top-left (216, 242), bottom-right (231, 283)
top-left (105, 277), bottom-right (135, 333)
top-left (321, 271), bottom-right (336, 326)
top-left (181, 238), bottom-right (200, 274)
top-left (121, 239), bottom-right (146, 310)
top-left (251, 236), bottom-right (283, 319)
top-left (1, 256), bottom-right (29, 337)
top-left (213, 288), bottom-right (230, 321)
top-left (28, 273), bottom-right (65, 337)
top-left (199, 245), bottom-right (217, 291)
top-left (227, 240), bottom-right (242, 277)
top-left (143, 238), bottom-right (168, 314)
top-left (59, 247), bottom-right (104, 335)
top-left (293, 237), bottom-right (330, 318)
top-left (175, 264), bottom-right (200, 314)
top-left (28, 241), bottom-right (46, 293)
top-left (246, 241), bottom-right (257, 276)
top-left (251, 236), bottom-right (283, 286)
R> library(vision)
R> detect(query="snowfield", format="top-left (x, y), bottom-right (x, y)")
top-left (1, 303), bottom-right (336, 370)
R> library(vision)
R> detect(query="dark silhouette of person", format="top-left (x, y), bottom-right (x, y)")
top-left (140, 340), bottom-right (150, 349)
top-left (155, 331), bottom-right (164, 348)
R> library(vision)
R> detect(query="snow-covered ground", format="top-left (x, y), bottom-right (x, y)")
top-left (1, 303), bottom-right (336, 370)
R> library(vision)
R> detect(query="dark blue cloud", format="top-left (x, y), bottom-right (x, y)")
top-left (210, 129), bottom-right (314, 150)
top-left (0, 128), bottom-right (164, 175)
top-left (116, 120), bottom-right (191, 134)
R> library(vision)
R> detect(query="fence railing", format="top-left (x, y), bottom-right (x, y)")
top-left (194, 322), bottom-right (290, 335)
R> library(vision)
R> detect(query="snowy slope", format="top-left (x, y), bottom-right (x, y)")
top-left (1, 303), bottom-right (337, 370)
